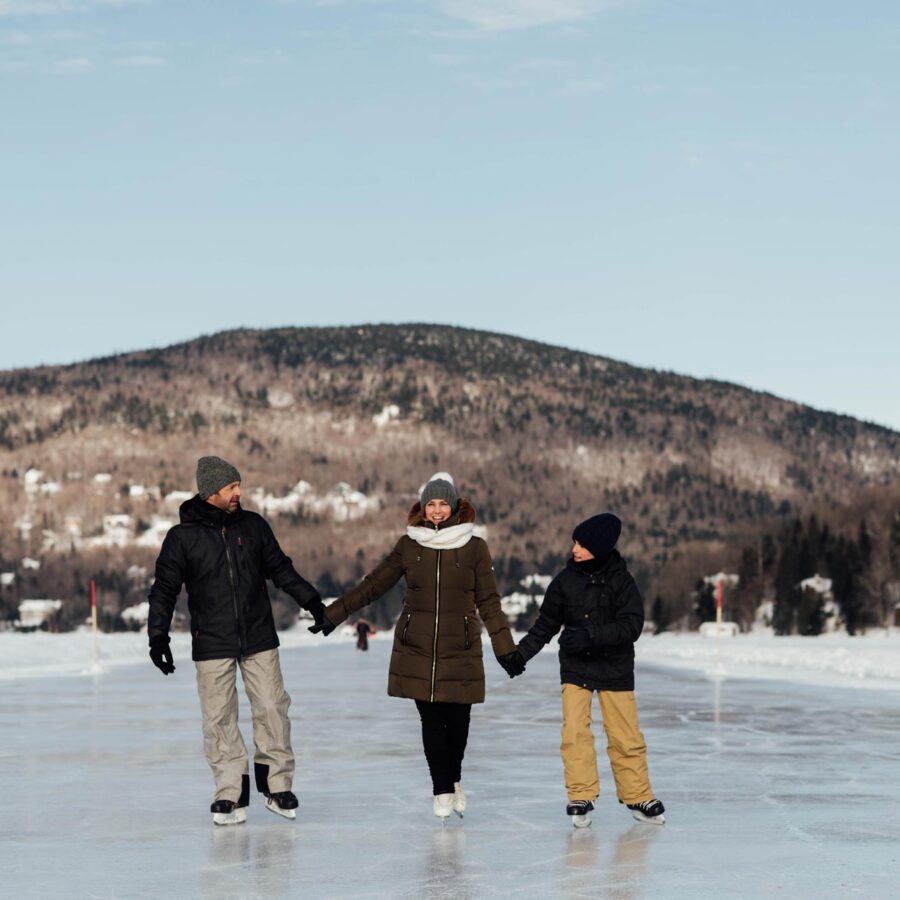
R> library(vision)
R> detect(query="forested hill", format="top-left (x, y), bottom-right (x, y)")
top-left (1, 325), bottom-right (897, 623)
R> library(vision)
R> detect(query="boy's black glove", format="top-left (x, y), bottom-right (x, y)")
top-left (149, 634), bottom-right (176, 675)
top-left (497, 649), bottom-right (526, 678)
top-left (558, 624), bottom-right (598, 655)
top-left (306, 597), bottom-right (336, 636)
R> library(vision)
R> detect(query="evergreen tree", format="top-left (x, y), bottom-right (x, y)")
top-left (693, 579), bottom-right (716, 625)
top-left (651, 595), bottom-right (670, 634)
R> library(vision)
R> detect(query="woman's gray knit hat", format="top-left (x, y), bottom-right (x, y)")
top-left (420, 471), bottom-right (458, 512)
top-left (197, 456), bottom-right (241, 500)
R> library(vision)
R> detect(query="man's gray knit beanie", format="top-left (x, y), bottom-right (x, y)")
top-left (420, 472), bottom-right (458, 512)
top-left (197, 456), bottom-right (242, 500)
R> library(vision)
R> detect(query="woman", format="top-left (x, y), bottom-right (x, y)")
top-left (317, 473), bottom-right (525, 819)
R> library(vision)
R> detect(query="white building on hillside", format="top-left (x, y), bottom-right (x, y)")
top-left (17, 599), bottom-right (63, 630)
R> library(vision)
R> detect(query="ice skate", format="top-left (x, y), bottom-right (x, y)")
top-left (265, 790), bottom-right (299, 820)
top-left (433, 793), bottom-right (454, 821)
top-left (210, 799), bottom-right (247, 827)
top-left (626, 799), bottom-right (666, 825)
top-left (566, 800), bottom-right (594, 829)
top-left (452, 782), bottom-right (466, 818)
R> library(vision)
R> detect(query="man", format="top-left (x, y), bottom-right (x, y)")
top-left (148, 456), bottom-right (327, 826)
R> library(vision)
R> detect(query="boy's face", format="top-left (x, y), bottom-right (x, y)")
top-left (572, 540), bottom-right (595, 562)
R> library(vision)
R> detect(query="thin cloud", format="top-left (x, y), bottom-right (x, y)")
top-left (50, 55), bottom-right (93, 72)
top-left (436, 0), bottom-right (625, 32)
top-left (0, 0), bottom-right (142, 17)
top-left (113, 55), bottom-right (166, 67)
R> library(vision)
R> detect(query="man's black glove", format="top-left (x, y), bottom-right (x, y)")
top-left (558, 624), bottom-right (598, 655)
top-left (149, 635), bottom-right (176, 675)
top-left (306, 596), bottom-right (336, 636)
top-left (497, 649), bottom-right (526, 678)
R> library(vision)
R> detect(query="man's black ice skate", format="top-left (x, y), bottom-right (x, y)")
top-left (626, 799), bottom-right (666, 825)
top-left (211, 775), bottom-right (250, 826)
top-left (265, 790), bottom-right (299, 820)
top-left (566, 800), bottom-right (594, 829)
top-left (211, 799), bottom-right (246, 826)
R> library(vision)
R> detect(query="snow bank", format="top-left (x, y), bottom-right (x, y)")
top-left (4, 626), bottom-right (900, 691)
top-left (637, 630), bottom-right (900, 691)
top-left (0, 625), bottom-right (359, 682)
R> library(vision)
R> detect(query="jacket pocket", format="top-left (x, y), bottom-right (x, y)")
top-left (400, 613), bottom-right (412, 646)
top-left (464, 615), bottom-right (470, 651)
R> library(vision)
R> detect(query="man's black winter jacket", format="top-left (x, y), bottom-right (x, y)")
top-left (518, 551), bottom-right (644, 691)
top-left (148, 496), bottom-right (320, 661)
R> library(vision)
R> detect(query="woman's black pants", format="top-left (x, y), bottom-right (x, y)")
top-left (415, 700), bottom-right (472, 795)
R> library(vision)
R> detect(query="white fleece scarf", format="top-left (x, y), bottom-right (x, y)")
top-left (406, 522), bottom-right (475, 550)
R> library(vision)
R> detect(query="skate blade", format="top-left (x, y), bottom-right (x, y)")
top-left (213, 808), bottom-right (247, 826)
top-left (453, 809), bottom-right (464, 819)
top-left (266, 799), bottom-right (297, 820)
top-left (630, 810), bottom-right (665, 825)
top-left (571, 815), bottom-right (592, 829)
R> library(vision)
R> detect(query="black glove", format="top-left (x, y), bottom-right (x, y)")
top-left (497, 649), bottom-right (526, 678)
top-left (149, 635), bottom-right (176, 675)
top-left (306, 597), bottom-right (336, 636)
top-left (558, 624), bottom-right (598, 655)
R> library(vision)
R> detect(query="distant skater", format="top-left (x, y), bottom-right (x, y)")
top-left (354, 618), bottom-right (374, 651)
top-left (504, 513), bottom-right (665, 829)
top-left (311, 473), bottom-right (524, 819)
top-left (147, 456), bottom-right (328, 826)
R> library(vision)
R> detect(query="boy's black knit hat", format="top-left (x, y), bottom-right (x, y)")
top-left (572, 513), bottom-right (622, 558)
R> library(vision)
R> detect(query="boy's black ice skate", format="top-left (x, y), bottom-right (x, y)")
top-left (566, 800), bottom-right (594, 829)
top-left (626, 798), bottom-right (666, 825)
top-left (265, 790), bottom-right (299, 820)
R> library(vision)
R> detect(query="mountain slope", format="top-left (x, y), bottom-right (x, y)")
top-left (1, 325), bottom-right (897, 615)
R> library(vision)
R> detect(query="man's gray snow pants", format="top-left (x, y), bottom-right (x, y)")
top-left (195, 648), bottom-right (294, 802)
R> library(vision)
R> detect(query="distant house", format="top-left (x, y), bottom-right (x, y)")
top-left (699, 621), bottom-right (740, 638)
top-left (16, 599), bottom-right (63, 631)
top-left (799, 574), bottom-right (832, 595)
top-left (703, 572), bottom-right (740, 588)
top-left (121, 601), bottom-right (150, 630)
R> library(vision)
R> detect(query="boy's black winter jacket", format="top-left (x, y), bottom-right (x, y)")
top-left (148, 496), bottom-right (320, 661)
top-left (518, 550), bottom-right (644, 691)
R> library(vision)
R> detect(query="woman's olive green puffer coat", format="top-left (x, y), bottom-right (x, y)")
top-left (323, 499), bottom-right (515, 704)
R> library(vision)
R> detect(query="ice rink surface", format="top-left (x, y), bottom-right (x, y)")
top-left (2, 637), bottom-right (898, 899)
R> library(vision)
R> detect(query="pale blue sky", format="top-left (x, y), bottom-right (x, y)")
top-left (2, 0), bottom-right (898, 429)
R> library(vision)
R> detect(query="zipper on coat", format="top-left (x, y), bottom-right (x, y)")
top-left (221, 526), bottom-right (245, 658)
top-left (430, 550), bottom-right (442, 701)
top-left (464, 615), bottom-right (469, 651)
top-left (401, 613), bottom-right (411, 645)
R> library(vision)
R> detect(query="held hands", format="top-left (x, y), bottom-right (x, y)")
top-left (558, 624), bottom-right (598, 655)
top-left (306, 596), bottom-right (336, 636)
top-left (497, 649), bottom-right (526, 679)
top-left (149, 635), bottom-right (176, 675)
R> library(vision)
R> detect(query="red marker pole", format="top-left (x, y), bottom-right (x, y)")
top-left (91, 579), bottom-right (98, 666)
top-left (716, 579), bottom-right (724, 661)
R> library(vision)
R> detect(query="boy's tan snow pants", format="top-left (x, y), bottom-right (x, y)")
top-left (561, 683), bottom-right (655, 804)
top-left (195, 648), bottom-right (293, 802)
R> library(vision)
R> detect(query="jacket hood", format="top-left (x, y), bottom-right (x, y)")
top-left (407, 496), bottom-right (476, 528)
top-left (179, 494), bottom-right (243, 527)
top-left (566, 548), bottom-right (626, 577)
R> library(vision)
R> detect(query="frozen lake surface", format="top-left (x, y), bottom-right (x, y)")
top-left (2, 636), bottom-right (898, 899)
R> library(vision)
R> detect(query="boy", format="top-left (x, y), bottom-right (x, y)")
top-left (511, 513), bottom-right (665, 828)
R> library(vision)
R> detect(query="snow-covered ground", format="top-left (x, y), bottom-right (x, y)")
top-left (2, 636), bottom-right (898, 899)
top-left (636, 629), bottom-right (900, 691)
top-left (4, 627), bottom-right (900, 692)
